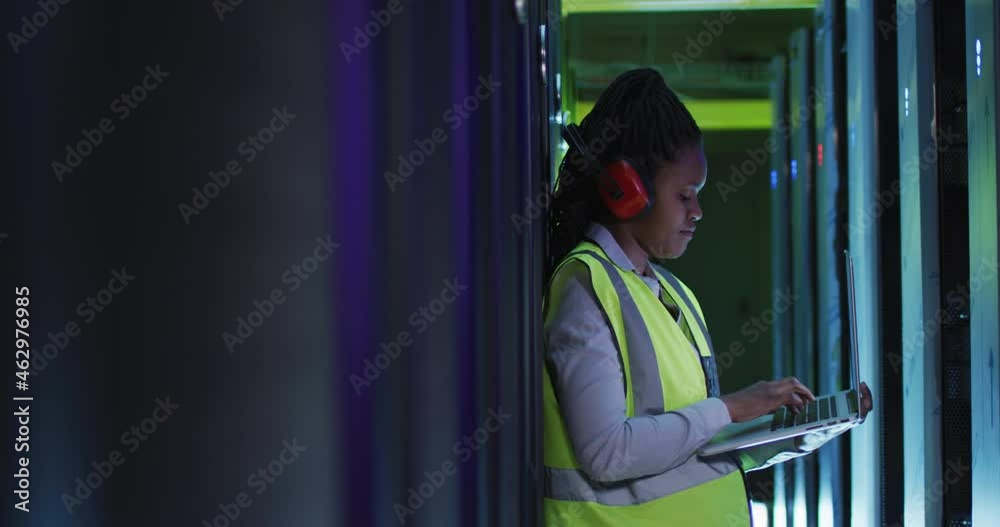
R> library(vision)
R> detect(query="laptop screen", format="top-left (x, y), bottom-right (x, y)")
top-left (845, 249), bottom-right (861, 392)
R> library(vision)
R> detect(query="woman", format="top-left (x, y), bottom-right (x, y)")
top-left (542, 68), bottom-right (872, 526)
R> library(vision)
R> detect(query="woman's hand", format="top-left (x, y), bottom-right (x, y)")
top-left (720, 377), bottom-right (815, 423)
top-left (859, 381), bottom-right (874, 421)
top-left (792, 383), bottom-right (874, 452)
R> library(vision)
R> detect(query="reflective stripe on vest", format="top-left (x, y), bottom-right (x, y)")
top-left (542, 242), bottom-right (747, 518)
top-left (544, 451), bottom-right (739, 506)
top-left (578, 250), bottom-right (664, 416)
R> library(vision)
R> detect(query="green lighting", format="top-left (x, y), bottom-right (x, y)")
top-left (574, 99), bottom-right (772, 131)
top-left (562, 0), bottom-right (818, 15)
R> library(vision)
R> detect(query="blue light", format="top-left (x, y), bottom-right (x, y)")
top-left (793, 459), bottom-right (808, 527)
top-left (794, 491), bottom-right (808, 527)
top-left (751, 501), bottom-right (770, 527)
top-left (818, 490), bottom-right (835, 527)
top-left (790, 160), bottom-right (798, 181)
top-left (976, 38), bottom-right (983, 77)
top-left (770, 169), bottom-right (778, 189)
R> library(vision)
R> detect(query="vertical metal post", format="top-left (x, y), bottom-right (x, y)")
top-left (897, 1), bottom-right (943, 525)
top-left (789, 26), bottom-right (818, 527)
top-left (770, 54), bottom-right (793, 527)
top-left (814, 1), bottom-right (848, 524)
top-left (845, 0), bottom-right (883, 524)
top-left (966, 0), bottom-right (1000, 522)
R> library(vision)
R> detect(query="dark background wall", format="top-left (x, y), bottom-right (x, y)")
top-left (5, 1), bottom-right (337, 525)
top-left (3, 1), bottom-right (545, 526)
top-left (668, 130), bottom-right (775, 395)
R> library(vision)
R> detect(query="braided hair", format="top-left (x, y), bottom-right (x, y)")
top-left (545, 68), bottom-right (703, 278)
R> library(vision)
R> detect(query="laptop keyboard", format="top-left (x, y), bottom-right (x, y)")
top-left (847, 389), bottom-right (859, 414)
top-left (770, 394), bottom-right (841, 431)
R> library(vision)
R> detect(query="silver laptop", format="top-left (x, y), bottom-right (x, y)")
top-left (698, 250), bottom-right (863, 457)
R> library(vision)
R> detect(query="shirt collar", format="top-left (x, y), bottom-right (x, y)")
top-left (584, 222), bottom-right (680, 316)
top-left (584, 221), bottom-right (645, 275)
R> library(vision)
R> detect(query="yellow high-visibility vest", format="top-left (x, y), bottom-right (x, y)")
top-left (543, 240), bottom-right (751, 526)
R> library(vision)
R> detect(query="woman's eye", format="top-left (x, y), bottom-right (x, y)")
top-left (679, 194), bottom-right (691, 202)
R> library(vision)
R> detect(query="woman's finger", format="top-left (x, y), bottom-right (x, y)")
top-left (785, 377), bottom-right (815, 401)
top-left (781, 377), bottom-right (816, 401)
top-left (787, 393), bottom-right (804, 412)
top-left (860, 383), bottom-right (874, 415)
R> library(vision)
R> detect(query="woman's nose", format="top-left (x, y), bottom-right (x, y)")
top-left (690, 199), bottom-right (703, 221)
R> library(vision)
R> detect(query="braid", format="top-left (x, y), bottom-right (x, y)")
top-left (545, 68), bottom-right (702, 278)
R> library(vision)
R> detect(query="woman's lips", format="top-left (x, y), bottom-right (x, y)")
top-left (680, 230), bottom-right (695, 239)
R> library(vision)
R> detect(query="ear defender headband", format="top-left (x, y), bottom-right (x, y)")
top-left (560, 123), bottom-right (654, 221)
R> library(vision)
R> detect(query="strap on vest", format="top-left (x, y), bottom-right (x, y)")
top-left (544, 450), bottom-right (741, 505)
top-left (564, 248), bottom-right (723, 402)
top-left (651, 264), bottom-right (715, 357)
top-left (652, 264), bottom-right (721, 398)
top-left (567, 250), bottom-right (666, 417)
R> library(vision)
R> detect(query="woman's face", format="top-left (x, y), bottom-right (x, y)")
top-left (631, 143), bottom-right (707, 260)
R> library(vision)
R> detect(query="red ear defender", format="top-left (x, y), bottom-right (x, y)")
top-left (601, 159), bottom-right (653, 221)
top-left (559, 124), bottom-right (653, 222)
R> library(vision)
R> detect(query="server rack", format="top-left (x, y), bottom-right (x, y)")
top-left (788, 26), bottom-right (819, 527)
top-left (769, 54), bottom-right (794, 527)
top-left (813, 1), bottom-right (849, 525)
top-left (933, 1), bottom-right (976, 525)
top-left (874, 1), bottom-right (906, 524)
top-left (897, 0), bottom-right (947, 525)
top-left (965, 0), bottom-right (1000, 523)
top-left (845, 1), bottom-right (885, 523)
